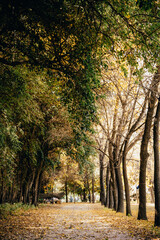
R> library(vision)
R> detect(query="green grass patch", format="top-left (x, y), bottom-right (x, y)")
top-left (0, 203), bottom-right (36, 219)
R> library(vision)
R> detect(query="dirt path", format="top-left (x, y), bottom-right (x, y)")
top-left (1, 203), bottom-right (141, 240)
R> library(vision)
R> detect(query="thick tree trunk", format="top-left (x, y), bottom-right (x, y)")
top-left (12, 189), bottom-right (18, 203)
top-left (26, 171), bottom-right (35, 204)
top-left (23, 181), bottom-right (29, 204)
top-left (23, 169), bottom-right (32, 204)
top-left (108, 96), bottom-right (118, 211)
top-left (153, 96), bottom-right (160, 226)
top-left (32, 161), bottom-right (43, 206)
top-left (19, 183), bottom-right (23, 202)
top-left (115, 164), bottom-right (124, 213)
top-left (83, 187), bottom-right (87, 202)
top-left (113, 143), bottom-right (124, 213)
top-left (138, 67), bottom-right (159, 220)
top-left (110, 160), bottom-right (117, 211)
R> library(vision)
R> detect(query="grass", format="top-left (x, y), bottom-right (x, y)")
top-left (0, 202), bottom-right (37, 219)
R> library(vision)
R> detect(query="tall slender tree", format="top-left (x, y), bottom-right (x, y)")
top-left (138, 67), bottom-right (159, 220)
top-left (153, 67), bottom-right (160, 226)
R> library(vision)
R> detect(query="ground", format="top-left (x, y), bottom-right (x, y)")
top-left (0, 203), bottom-right (160, 240)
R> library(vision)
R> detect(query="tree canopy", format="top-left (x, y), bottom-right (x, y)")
top-left (1, 0), bottom-right (160, 227)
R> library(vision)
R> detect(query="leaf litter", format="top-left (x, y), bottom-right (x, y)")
top-left (0, 203), bottom-right (160, 239)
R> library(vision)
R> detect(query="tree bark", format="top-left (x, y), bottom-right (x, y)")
top-left (65, 179), bottom-right (68, 203)
top-left (153, 96), bottom-right (160, 226)
top-left (32, 160), bottom-right (43, 206)
top-left (108, 140), bottom-right (117, 210)
top-left (122, 88), bottom-right (148, 216)
top-left (113, 143), bottom-right (124, 213)
top-left (122, 148), bottom-right (132, 215)
top-left (105, 163), bottom-right (110, 207)
top-left (92, 173), bottom-right (95, 203)
top-left (138, 67), bottom-right (159, 220)
top-left (27, 171), bottom-right (35, 204)
top-left (115, 163), bottom-right (124, 212)
top-left (99, 152), bottom-right (105, 205)
top-left (110, 159), bottom-right (117, 211)
top-left (108, 96), bottom-right (119, 211)
top-left (83, 187), bottom-right (87, 202)
top-left (87, 176), bottom-right (91, 203)
top-left (109, 179), bottom-right (114, 209)
top-left (99, 140), bottom-right (107, 205)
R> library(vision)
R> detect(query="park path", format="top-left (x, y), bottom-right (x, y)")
top-left (42, 203), bottom-right (138, 240)
top-left (0, 203), bottom-right (141, 240)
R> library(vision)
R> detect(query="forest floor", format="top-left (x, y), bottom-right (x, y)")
top-left (0, 202), bottom-right (160, 240)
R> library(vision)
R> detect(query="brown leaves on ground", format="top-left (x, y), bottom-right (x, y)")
top-left (97, 203), bottom-right (160, 240)
top-left (0, 203), bottom-right (160, 240)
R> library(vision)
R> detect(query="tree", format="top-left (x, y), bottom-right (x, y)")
top-left (96, 56), bottom-right (149, 214)
top-left (138, 67), bottom-right (159, 220)
top-left (153, 68), bottom-right (160, 226)
top-left (1, 0), bottom-right (160, 210)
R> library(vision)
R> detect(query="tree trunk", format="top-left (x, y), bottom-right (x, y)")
top-left (23, 169), bottom-right (32, 204)
top-left (73, 184), bottom-right (76, 203)
top-left (99, 140), bottom-right (107, 205)
top-left (108, 96), bottom-right (118, 211)
top-left (122, 147), bottom-right (132, 216)
top-left (65, 179), bottom-right (68, 203)
top-left (105, 163), bottom-right (110, 207)
top-left (115, 164), bottom-right (124, 213)
top-left (122, 87), bottom-right (148, 216)
top-left (23, 181), bottom-right (29, 204)
top-left (153, 96), bottom-right (160, 226)
top-left (83, 187), bottom-right (87, 202)
top-left (138, 68), bottom-right (159, 220)
top-left (113, 143), bottom-right (124, 213)
top-left (100, 152), bottom-right (105, 205)
top-left (87, 177), bottom-right (91, 203)
top-left (0, 169), bottom-right (4, 203)
top-left (109, 179), bottom-right (114, 209)
top-left (27, 171), bottom-right (35, 204)
top-left (110, 160), bottom-right (117, 211)
top-left (92, 173), bottom-right (95, 203)
top-left (32, 161), bottom-right (43, 206)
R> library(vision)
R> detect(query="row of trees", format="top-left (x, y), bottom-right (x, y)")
top-left (0, 0), bottom-right (160, 226)
top-left (49, 153), bottom-right (97, 203)
top-left (97, 62), bottom-right (160, 225)
top-left (0, 0), bottom-right (101, 205)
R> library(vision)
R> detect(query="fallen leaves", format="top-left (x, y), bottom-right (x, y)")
top-left (0, 203), bottom-right (160, 239)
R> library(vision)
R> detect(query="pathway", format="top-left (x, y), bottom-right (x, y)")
top-left (37, 203), bottom-right (137, 240)
top-left (0, 203), bottom-right (141, 239)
